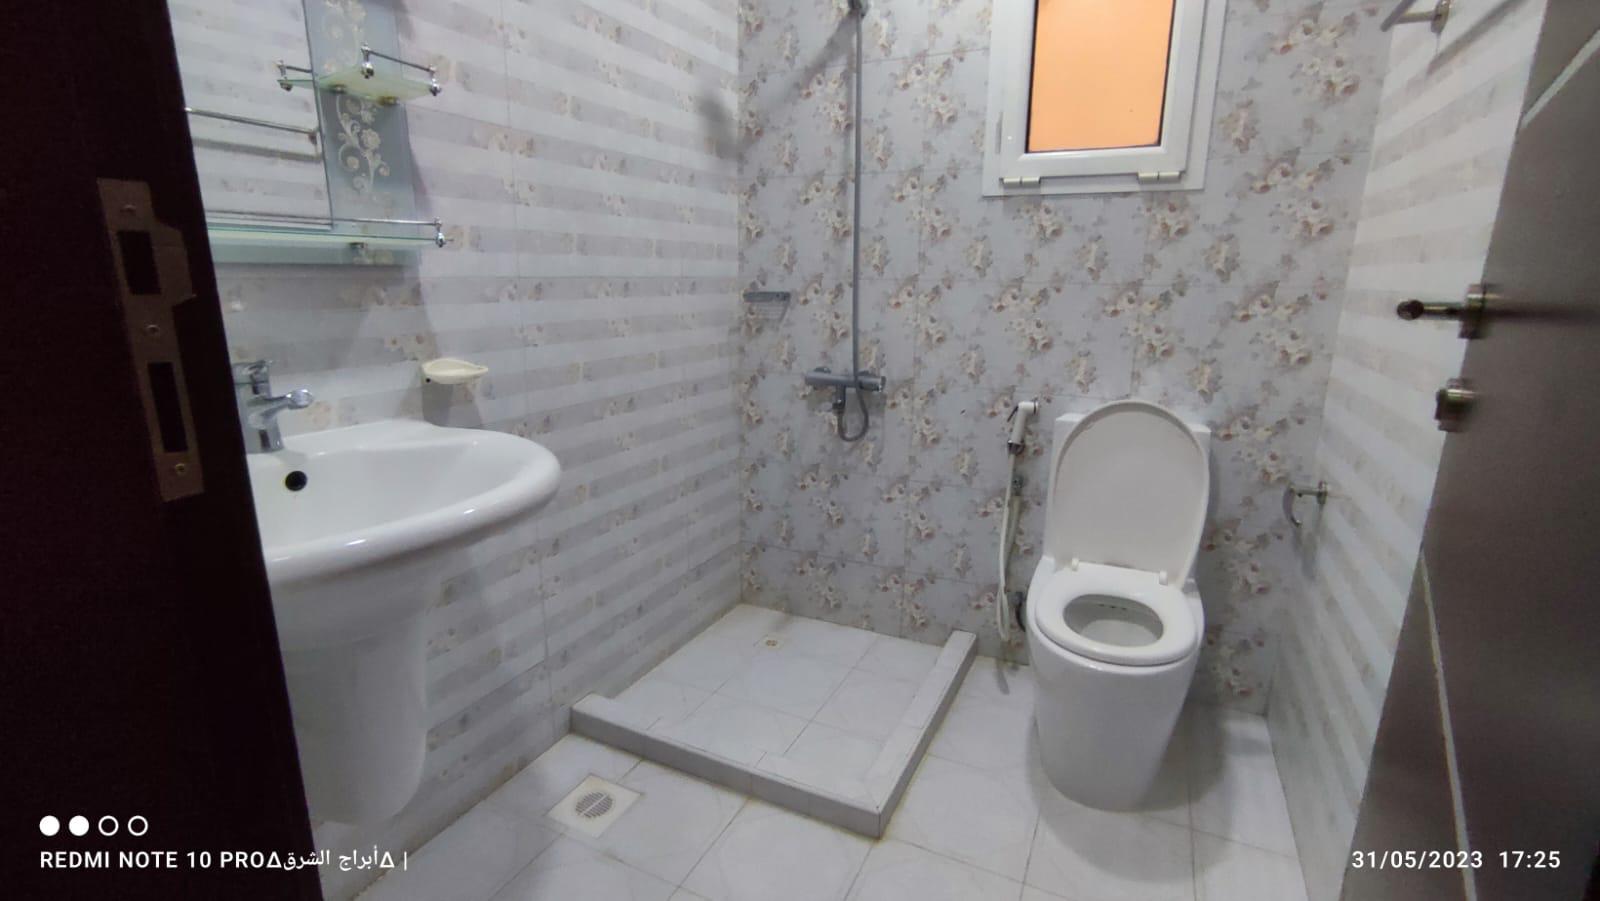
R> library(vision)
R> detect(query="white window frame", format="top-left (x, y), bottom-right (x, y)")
top-left (982, 0), bottom-right (1228, 197)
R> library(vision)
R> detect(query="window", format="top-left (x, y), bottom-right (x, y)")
top-left (983, 0), bottom-right (1226, 196)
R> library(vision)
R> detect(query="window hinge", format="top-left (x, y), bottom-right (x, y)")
top-left (999, 176), bottom-right (1041, 189)
top-left (1137, 170), bottom-right (1184, 185)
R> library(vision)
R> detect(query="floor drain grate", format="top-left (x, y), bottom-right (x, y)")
top-left (546, 775), bottom-right (639, 838)
top-left (761, 636), bottom-right (784, 649)
top-left (574, 790), bottom-right (614, 819)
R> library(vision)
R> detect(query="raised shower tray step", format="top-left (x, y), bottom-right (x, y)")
top-left (571, 607), bottom-right (975, 837)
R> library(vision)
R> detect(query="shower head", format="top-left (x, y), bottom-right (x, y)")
top-left (847, 0), bottom-right (867, 16)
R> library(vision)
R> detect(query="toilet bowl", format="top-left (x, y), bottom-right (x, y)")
top-left (1025, 400), bottom-right (1209, 810)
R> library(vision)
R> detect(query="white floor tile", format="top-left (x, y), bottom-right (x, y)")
top-left (846, 839), bottom-right (1024, 901)
top-left (649, 629), bottom-right (761, 693)
top-left (682, 800), bottom-right (872, 901)
top-left (615, 674), bottom-right (712, 730)
top-left (717, 649), bottom-right (851, 719)
top-left (491, 838), bottom-right (675, 901)
top-left (813, 669), bottom-right (922, 740)
top-left (1188, 728), bottom-right (1297, 856)
top-left (884, 755), bottom-right (1040, 880)
top-left (1194, 832), bottom-right (1309, 901)
top-left (927, 695), bottom-right (1035, 771)
top-left (702, 604), bottom-right (790, 645)
top-left (659, 693), bottom-right (809, 766)
top-left (1025, 791), bottom-right (1195, 901)
top-left (1187, 705), bottom-right (1277, 771)
top-left (854, 635), bottom-right (941, 682)
top-left (669, 890), bottom-right (712, 901)
top-left (955, 658), bottom-right (1036, 713)
top-left (764, 615), bottom-right (878, 667)
top-left (773, 721), bottom-right (885, 784)
top-left (484, 734), bottom-right (641, 821)
top-left (559, 761), bottom-right (746, 884)
top-left (359, 803), bottom-right (556, 901)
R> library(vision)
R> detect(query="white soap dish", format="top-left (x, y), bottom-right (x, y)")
top-left (421, 357), bottom-right (488, 385)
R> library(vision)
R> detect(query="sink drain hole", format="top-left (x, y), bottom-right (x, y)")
top-left (284, 470), bottom-right (308, 491)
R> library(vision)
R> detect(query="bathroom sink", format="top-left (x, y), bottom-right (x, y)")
top-left (249, 419), bottom-right (560, 635)
top-left (245, 419), bottom-right (560, 823)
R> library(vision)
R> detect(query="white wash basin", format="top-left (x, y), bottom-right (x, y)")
top-left (247, 420), bottom-right (560, 823)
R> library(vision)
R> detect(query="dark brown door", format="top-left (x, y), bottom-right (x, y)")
top-left (1346, 12), bottom-right (1600, 901)
top-left (1, 4), bottom-right (319, 898)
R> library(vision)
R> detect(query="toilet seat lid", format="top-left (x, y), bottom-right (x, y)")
top-left (1045, 401), bottom-right (1209, 580)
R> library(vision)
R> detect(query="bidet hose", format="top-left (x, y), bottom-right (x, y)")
top-left (997, 453), bottom-right (1023, 641)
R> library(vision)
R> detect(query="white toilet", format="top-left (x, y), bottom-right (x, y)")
top-left (1025, 400), bottom-right (1209, 810)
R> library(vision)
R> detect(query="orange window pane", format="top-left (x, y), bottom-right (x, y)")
top-left (1027, 0), bottom-right (1176, 152)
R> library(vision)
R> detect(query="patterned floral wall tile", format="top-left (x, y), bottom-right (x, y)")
top-left (1191, 626), bottom-right (1278, 714)
top-left (737, 0), bottom-right (1387, 706)
top-left (903, 480), bottom-right (1007, 581)
top-left (1211, 3), bottom-right (1387, 159)
top-left (1143, 150), bottom-right (1369, 290)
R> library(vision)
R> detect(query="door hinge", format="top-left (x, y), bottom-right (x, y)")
top-left (999, 176), bottom-right (1041, 189)
top-left (1136, 171), bottom-right (1184, 185)
top-left (98, 178), bottom-right (205, 502)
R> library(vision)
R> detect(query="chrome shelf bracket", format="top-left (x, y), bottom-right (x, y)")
top-left (360, 44), bottom-right (441, 96)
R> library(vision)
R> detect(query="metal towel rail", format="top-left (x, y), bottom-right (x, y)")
top-left (184, 107), bottom-right (319, 142)
top-left (1381, 0), bottom-right (1450, 32)
top-left (206, 209), bottom-right (446, 247)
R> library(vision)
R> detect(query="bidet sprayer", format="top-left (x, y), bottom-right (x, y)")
top-left (1007, 400), bottom-right (1038, 455)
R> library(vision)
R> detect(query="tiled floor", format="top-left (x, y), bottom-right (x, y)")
top-left (616, 605), bottom-right (943, 780)
top-left (361, 657), bottom-right (1308, 901)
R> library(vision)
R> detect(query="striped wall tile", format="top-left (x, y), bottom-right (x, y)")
top-left (170, 0), bottom-right (740, 898)
top-left (1268, 3), bottom-right (1549, 899)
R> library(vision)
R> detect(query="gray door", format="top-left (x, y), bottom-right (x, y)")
top-left (1344, 10), bottom-right (1600, 901)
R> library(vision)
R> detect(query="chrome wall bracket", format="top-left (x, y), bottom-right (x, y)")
top-left (1283, 481), bottom-right (1330, 529)
top-left (1381, 0), bottom-right (1450, 33)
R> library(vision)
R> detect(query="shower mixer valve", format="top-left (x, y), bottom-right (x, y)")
top-left (803, 366), bottom-right (887, 395)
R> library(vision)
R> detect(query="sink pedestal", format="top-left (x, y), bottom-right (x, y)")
top-left (270, 549), bottom-right (443, 824)
top-left (280, 611), bottom-right (428, 824)
top-left (246, 420), bottom-right (561, 826)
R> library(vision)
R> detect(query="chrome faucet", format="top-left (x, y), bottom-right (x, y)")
top-left (232, 360), bottom-right (313, 453)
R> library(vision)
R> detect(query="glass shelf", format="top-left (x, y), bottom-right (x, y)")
top-left (279, 64), bottom-right (438, 105)
top-left (205, 216), bottom-right (444, 265)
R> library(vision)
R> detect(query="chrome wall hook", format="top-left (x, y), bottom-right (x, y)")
top-left (1283, 481), bottom-right (1330, 529)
